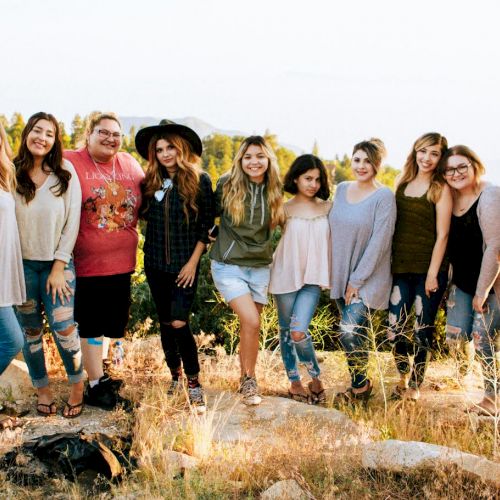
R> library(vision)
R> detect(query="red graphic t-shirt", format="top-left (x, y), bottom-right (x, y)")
top-left (64, 148), bottom-right (145, 277)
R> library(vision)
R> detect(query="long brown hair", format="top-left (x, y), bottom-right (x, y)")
top-left (14, 112), bottom-right (70, 203)
top-left (0, 122), bottom-right (15, 192)
top-left (396, 132), bottom-right (448, 204)
top-left (222, 136), bottom-right (284, 227)
top-left (141, 133), bottom-right (202, 220)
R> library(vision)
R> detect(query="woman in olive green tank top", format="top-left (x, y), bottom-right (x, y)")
top-left (388, 132), bottom-right (453, 401)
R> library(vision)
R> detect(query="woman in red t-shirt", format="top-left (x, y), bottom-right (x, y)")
top-left (64, 111), bottom-right (144, 411)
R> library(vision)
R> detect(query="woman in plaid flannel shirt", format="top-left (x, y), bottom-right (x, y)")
top-left (135, 120), bottom-right (214, 414)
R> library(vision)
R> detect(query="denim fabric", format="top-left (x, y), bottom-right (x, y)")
top-left (211, 260), bottom-right (270, 304)
top-left (274, 285), bottom-right (321, 382)
top-left (335, 298), bottom-right (372, 389)
top-left (447, 284), bottom-right (500, 396)
top-left (0, 306), bottom-right (24, 375)
top-left (16, 260), bottom-right (83, 388)
top-left (388, 272), bottom-right (447, 389)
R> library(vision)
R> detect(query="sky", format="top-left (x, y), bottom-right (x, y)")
top-left (2, 0), bottom-right (499, 181)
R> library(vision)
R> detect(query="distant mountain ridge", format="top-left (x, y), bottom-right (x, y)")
top-left (119, 115), bottom-right (303, 154)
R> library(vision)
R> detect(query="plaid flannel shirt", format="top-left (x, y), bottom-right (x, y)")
top-left (143, 172), bottom-right (214, 273)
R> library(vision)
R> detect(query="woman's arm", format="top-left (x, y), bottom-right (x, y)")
top-left (474, 186), bottom-right (500, 312)
top-left (176, 241), bottom-right (206, 288)
top-left (53, 160), bottom-right (82, 263)
top-left (425, 183), bottom-right (452, 297)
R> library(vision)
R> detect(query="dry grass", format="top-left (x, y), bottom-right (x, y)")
top-left (1, 334), bottom-right (499, 498)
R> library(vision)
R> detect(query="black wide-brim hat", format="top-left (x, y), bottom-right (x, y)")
top-left (134, 119), bottom-right (203, 160)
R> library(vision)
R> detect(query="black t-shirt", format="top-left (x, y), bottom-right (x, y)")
top-left (448, 197), bottom-right (484, 296)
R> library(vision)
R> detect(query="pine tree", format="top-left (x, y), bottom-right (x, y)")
top-left (8, 113), bottom-right (25, 155)
top-left (70, 114), bottom-right (85, 148)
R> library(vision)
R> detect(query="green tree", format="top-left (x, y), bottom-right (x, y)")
top-left (59, 121), bottom-right (72, 149)
top-left (70, 114), bottom-right (85, 148)
top-left (312, 140), bottom-right (320, 156)
top-left (206, 157), bottom-right (218, 187)
top-left (8, 113), bottom-right (25, 155)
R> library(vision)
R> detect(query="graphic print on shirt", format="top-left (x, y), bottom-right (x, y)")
top-left (83, 181), bottom-right (137, 232)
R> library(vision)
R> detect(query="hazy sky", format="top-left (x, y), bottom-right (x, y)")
top-left (2, 0), bottom-right (499, 181)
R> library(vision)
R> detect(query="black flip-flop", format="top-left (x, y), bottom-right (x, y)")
top-left (62, 400), bottom-right (85, 419)
top-left (288, 390), bottom-right (311, 404)
top-left (36, 401), bottom-right (57, 416)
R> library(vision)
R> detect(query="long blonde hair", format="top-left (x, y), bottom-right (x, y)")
top-left (0, 122), bottom-right (15, 192)
top-left (396, 132), bottom-right (448, 204)
top-left (222, 136), bottom-right (284, 227)
top-left (141, 133), bottom-right (202, 220)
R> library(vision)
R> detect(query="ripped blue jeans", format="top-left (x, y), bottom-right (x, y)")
top-left (274, 285), bottom-right (321, 382)
top-left (446, 284), bottom-right (500, 397)
top-left (335, 298), bottom-right (372, 389)
top-left (388, 272), bottom-right (447, 389)
top-left (16, 260), bottom-right (83, 388)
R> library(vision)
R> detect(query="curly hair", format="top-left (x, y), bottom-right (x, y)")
top-left (141, 133), bottom-right (202, 220)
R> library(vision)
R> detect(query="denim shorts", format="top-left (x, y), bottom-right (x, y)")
top-left (211, 260), bottom-right (270, 305)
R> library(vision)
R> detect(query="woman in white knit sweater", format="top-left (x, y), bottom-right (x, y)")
top-left (14, 112), bottom-right (84, 418)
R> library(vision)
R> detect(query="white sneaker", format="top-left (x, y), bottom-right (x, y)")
top-left (240, 376), bottom-right (262, 406)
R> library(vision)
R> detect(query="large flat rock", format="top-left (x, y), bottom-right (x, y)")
top-left (362, 440), bottom-right (500, 488)
top-left (206, 391), bottom-right (376, 447)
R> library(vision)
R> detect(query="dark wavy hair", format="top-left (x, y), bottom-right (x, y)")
top-left (15, 112), bottom-right (70, 203)
top-left (283, 154), bottom-right (330, 200)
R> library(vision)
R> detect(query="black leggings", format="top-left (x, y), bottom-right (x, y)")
top-left (145, 268), bottom-right (200, 376)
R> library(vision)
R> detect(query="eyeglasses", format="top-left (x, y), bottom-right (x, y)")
top-left (444, 164), bottom-right (470, 177)
top-left (95, 128), bottom-right (123, 140)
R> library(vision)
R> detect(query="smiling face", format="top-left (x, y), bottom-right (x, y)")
top-left (351, 149), bottom-right (376, 182)
top-left (241, 144), bottom-right (269, 183)
top-left (295, 168), bottom-right (321, 198)
top-left (87, 118), bottom-right (122, 162)
top-left (155, 138), bottom-right (179, 171)
top-left (444, 154), bottom-right (475, 192)
top-left (26, 119), bottom-right (56, 160)
top-left (415, 143), bottom-right (442, 174)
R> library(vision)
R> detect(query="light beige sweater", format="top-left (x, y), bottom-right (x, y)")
top-left (476, 185), bottom-right (500, 303)
top-left (0, 190), bottom-right (26, 306)
top-left (15, 159), bottom-right (81, 263)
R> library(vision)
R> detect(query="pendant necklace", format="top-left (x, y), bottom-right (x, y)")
top-left (90, 154), bottom-right (119, 196)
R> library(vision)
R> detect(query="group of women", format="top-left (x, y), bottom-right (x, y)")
top-left (0, 112), bottom-right (499, 426)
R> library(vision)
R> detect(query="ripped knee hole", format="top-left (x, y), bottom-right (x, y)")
top-left (291, 331), bottom-right (307, 342)
top-left (171, 320), bottom-right (187, 329)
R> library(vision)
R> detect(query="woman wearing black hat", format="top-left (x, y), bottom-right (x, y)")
top-left (135, 120), bottom-right (214, 413)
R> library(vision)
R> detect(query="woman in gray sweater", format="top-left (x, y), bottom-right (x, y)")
top-left (329, 138), bottom-right (396, 404)
top-left (444, 145), bottom-right (500, 417)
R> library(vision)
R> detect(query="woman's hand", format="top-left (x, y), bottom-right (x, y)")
top-left (472, 294), bottom-right (487, 313)
top-left (345, 283), bottom-right (359, 305)
top-left (176, 260), bottom-right (197, 288)
top-left (425, 274), bottom-right (438, 298)
top-left (46, 261), bottom-right (73, 305)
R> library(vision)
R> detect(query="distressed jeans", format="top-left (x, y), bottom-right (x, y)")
top-left (335, 298), bottom-right (372, 389)
top-left (0, 306), bottom-right (24, 375)
top-left (447, 284), bottom-right (500, 397)
top-left (388, 272), bottom-right (447, 389)
top-left (16, 260), bottom-right (83, 388)
top-left (274, 285), bottom-right (322, 382)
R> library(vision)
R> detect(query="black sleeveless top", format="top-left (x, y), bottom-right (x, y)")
top-left (448, 196), bottom-right (484, 296)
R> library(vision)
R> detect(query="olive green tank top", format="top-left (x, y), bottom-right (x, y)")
top-left (391, 183), bottom-right (446, 274)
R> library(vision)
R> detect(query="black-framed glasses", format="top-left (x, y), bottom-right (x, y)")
top-left (444, 164), bottom-right (470, 177)
top-left (95, 128), bottom-right (123, 140)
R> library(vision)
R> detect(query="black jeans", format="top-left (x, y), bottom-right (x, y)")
top-left (388, 272), bottom-right (447, 389)
top-left (145, 268), bottom-right (200, 376)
